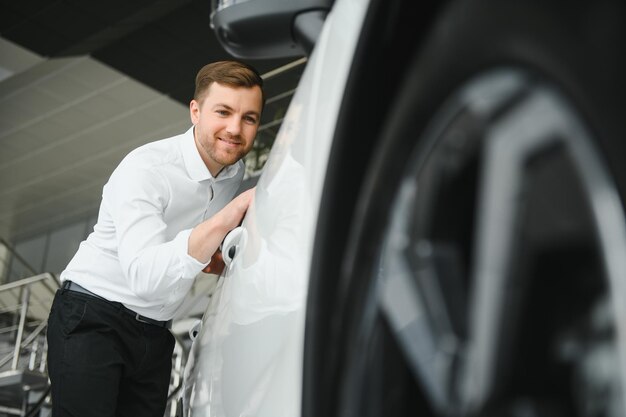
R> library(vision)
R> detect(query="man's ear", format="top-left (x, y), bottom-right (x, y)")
top-left (190, 99), bottom-right (200, 125)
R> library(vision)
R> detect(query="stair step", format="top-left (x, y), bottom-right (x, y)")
top-left (0, 369), bottom-right (48, 409)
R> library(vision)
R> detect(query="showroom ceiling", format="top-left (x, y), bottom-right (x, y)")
top-left (0, 0), bottom-right (304, 242)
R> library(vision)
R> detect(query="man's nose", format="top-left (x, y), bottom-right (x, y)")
top-left (225, 116), bottom-right (242, 136)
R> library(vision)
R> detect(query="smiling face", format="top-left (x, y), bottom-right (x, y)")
top-left (190, 82), bottom-right (263, 177)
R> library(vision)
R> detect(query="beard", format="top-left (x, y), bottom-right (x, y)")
top-left (208, 145), bottom-right (246, 166)
top-left (201, 135), bottom-right (251, 168)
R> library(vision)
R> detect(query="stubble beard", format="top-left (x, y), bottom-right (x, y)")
top-left (204, 135), bottom-right (248, 168)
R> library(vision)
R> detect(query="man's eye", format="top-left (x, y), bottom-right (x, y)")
top-left (216, 110), bottom-right (229, 116)
top-left (244, 116), bottom-right (258, 124)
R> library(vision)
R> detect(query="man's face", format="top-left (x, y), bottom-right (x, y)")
top-left (190, 82), bottom-right (263, 176)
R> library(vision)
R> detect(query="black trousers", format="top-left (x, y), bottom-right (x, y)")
top-left (46, 288), bottom-right (175, 417)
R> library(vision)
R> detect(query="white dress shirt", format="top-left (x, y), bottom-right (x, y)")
top-left (60, 126), bottom-right (244, 321)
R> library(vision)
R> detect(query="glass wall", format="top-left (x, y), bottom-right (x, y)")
top-left (3, 215), bottom-right (97, 283)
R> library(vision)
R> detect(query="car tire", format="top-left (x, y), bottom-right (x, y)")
top-left (311, 0), bottom-right (626, 416)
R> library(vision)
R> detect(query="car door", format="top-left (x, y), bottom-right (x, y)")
top-left (179, 1), bottom-right (369, 415)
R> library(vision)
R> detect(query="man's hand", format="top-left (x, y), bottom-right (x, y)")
top-left (188, 188), bottom-right (255, 265)
top-left (203, 249), bottom-right (225, 275)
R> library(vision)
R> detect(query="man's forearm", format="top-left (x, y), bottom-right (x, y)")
top-left (188, 188), bottom-right (255, 264)
top-left (188, 217), bottom-right (230, 263)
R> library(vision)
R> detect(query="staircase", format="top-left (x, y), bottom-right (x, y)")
top-left (0, 273), bottom-right (58, 417)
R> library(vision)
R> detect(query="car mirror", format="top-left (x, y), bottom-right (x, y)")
top-left (210, 0), bottom-right (333, 58)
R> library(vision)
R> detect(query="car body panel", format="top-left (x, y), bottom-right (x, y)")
top-left (180, 0), bottom-right (369, 415)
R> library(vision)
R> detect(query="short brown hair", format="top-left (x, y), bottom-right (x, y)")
top-left (194, 60), bottom-right (264, 106)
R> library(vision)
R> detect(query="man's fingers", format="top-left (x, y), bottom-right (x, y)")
top-left (203, 250), bottom-right (225, 275)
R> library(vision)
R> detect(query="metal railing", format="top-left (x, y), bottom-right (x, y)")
top-left (0, 273), bottom-right (58, 372)
top-left (165, 331), bottom-right (192, 417)
top-left (0, 238), bottom-right (39, 286)
top-left (0, 273), bottom-right (58, 416)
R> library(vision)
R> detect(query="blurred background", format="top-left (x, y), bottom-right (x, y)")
top-left (0, 0), bottom-right (305, 282)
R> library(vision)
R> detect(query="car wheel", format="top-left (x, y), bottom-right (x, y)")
top-left (314, 1), bottom-right (626, 416)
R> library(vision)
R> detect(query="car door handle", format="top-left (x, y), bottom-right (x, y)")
top-left (189, 319), bottom-right (202, 342)
top-left (222, 226), bottom-right (247, 267)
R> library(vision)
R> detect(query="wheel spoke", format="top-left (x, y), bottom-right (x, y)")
top-left (378, 178), bottom-right (466, 412)
top-left (460, 77), bottom-right (626, 414)
top-left (460, 86), bottom-right (559, 410)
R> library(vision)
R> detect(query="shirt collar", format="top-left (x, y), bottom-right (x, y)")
top-left (181, 126), bottom-right (242, 182)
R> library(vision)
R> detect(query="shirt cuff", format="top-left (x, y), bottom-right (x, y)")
top-left (174, 229), bottom-right (208, 279)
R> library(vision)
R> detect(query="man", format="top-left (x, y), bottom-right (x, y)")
top-left (46, 60), bottom-right (264, 417)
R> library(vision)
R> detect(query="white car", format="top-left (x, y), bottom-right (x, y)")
top-left (179, 0), bottom-right (626, 416)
